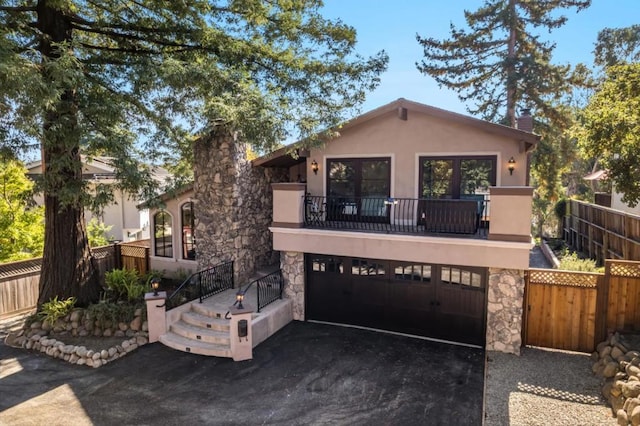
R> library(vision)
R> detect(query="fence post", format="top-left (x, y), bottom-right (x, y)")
top-left (115, 243), bottom-right (122, 269)
top-left (145, 291), bottom-right (167, 343)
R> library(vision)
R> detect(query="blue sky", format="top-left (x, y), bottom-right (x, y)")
top-left (320, 0), bottom-right (639, 116)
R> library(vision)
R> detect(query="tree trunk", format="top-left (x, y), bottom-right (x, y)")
top-left (36, 0), bottom-right (98, 306)
top-left (506, 0), bottom-right (518, 128)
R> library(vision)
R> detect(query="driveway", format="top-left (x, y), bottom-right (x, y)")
top-left (1, 322), bottom-right (484, 425)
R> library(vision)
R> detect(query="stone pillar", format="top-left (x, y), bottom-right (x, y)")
top-left (193, 128), bottom-right (288, 285)
top-left (145, 291), bottom-right (167, 343)
top-left (281, 251), bottom-right (305, 320)
top-left (229, 305), bottom-right (253, 361)
top-left (486, 268), bottom-right (525, 354)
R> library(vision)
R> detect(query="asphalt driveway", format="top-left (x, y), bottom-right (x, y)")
top-left (1, 322), bottom-right (484, 425)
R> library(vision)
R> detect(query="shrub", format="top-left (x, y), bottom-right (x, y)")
top-left (86, 301), bottom-right (140, 329)
top-left (558, 250), bottom-right (600, 272)
top-left (38, 296), bottom-right (76, 325)
top-left (105, 268), bottom-right (147, 302)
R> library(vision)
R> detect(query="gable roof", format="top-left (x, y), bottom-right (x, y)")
top-left (26, 155), bottom-right (171, 183)
top-left (253, 98), bottom-right (540, 168)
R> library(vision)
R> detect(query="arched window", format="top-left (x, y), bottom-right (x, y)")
top-left (154, 211), bottom-right (173, 257)
top-left (181, 202), bottom-right (195, 260)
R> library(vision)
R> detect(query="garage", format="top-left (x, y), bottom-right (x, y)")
top-left (306, 254), bottom-right (487, 346)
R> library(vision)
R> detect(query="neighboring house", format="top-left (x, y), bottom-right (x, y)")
top-left (584, 170), bottom-right (640, 215)
top-left (611, 187), bottom-right (640, 216)
top-left (150, 98), bottom-right (539, 354)
top-left (26, 156), bottom-right (170, 242)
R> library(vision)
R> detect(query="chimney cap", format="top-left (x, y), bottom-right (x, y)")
top-left (520, 107), bottom-right (531, 116)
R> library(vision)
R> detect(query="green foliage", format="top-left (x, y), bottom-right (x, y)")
top-left (576, 63), bottom-right (640, 207)
top-left (86, 218), bottom-right (113, 247)
top-left (0, 158), bottom-right (45, 262)
top-left (594, 25), bottom-right (640, 67)
top-left (558, 250), bottom-right (600, 272)
top-left (554, 199), bottom-right (568, 221)
top-left (86, 301), bottom-right (141, 329)
top-left (0, 1), bottom-right (387, 302)
top-left (416, 0), bottom-right (590, 127)
top-left (105, 268), bottom-right (147, 303)
top-left (38, 296), bottom-right (77, 325)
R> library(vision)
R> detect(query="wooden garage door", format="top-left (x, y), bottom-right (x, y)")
top-left (306, 255), bottom-right (487, 346)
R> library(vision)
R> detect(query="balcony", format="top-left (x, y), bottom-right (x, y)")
top-left (270, 183), bottom-right (534, 270)
top-left (303, 195), bottom-right (490, 238)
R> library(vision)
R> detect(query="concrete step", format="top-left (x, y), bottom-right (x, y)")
top-left (159, 332), bottom-right (232, 358)
top-left (181, 311), bottom-right (230, 332)
top-left (191, 302), bottom-right (230, 319)
top-left (170, 321), bottom-right (230, 345)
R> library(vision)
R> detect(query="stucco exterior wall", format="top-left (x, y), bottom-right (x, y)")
top-left (305, 109), bottom-right (529, 198)
top-left (148, 189), bottom-right (197, 277)
top-left (611, 187), bottom-right (640, 216)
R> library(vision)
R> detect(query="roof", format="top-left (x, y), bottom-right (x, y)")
top-left (252, 98), bottom-right (541, 168)
top-left (26, 155), bottom-right (171, 184)
top-left (137, 183), bottom-right (194, 209)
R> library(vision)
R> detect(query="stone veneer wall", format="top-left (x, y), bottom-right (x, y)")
top-left (193, 129), bottom-right (288, 284)
top-left (281, 251), bottom-right (305, 320)
top-left (486, 268), bottom-right (525, 355)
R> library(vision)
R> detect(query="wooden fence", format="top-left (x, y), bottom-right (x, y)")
top-left (0, 241), bottom-right (150, 318)
top-left (524, 259), bottom-right (640, 352)
top-left (563, 199), bottom-right (640, 264)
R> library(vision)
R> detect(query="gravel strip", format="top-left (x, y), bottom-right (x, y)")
top-left (484, 347), bottom-right (614, 426)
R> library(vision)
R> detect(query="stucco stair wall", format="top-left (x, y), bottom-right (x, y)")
top-left (159, 283), bottom-right (293, 357)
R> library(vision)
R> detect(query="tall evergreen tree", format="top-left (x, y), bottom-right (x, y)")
top-left (594, 25), bottom-right (640, 67)
top-left (0, 0), bottom-right (387, 305)
top-left (416, 0), bottom-right (590, 127)
top-left (416, 0), bottom-right (591, 235)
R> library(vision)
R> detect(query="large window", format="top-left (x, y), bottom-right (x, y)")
top-left (181, 202), bottom-right (195, 260)
top-left (154, 211), bottom-right (173, 257)
top-left (327, 157), bottom-right (391, 220)
top-left (420, 156), bottom-right (496, 199)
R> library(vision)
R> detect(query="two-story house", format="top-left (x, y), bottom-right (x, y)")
top-left (148, 98), bottom-right (539, 355)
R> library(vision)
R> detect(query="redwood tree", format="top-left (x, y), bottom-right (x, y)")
top-left (0, 0), bottom-right (387, 306)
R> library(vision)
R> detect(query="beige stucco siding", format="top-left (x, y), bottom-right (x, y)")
top-left (306, 110), bottom-right (527, 197)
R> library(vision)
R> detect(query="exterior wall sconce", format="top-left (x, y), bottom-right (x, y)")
top-left (151, 278), bottom-right (160, 296)
top-left (508, 157), bottom-right (516, 175)
top-left (311, 159), bottom-right (319, 175)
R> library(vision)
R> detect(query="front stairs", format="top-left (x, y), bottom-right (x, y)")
top-left (157, 266), bottom-right (293, 358)
top-left (159, 302), bottom-right (234, 357)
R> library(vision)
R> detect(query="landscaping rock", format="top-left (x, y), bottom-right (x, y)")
top-left (619, 409), bottom-right (630, 426)
top-left (605, 362), bottom-right (620, 378)
top-left (129, 316), bottom-right (142, 331)
top-left (623, 382), bottom-right (640, 399)
top-left (632, 406), bottom-right (640, 426)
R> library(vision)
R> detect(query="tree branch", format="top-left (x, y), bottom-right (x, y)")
top-left (0, 6), bottom-right (37, 12)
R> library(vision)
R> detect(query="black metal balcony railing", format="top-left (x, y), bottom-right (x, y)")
top-left (303, 195), bottom-right (489, 238)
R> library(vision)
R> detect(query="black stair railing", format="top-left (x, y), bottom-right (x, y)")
top-left (231, 269), bottom-right (285, 314)
top-left (256, 270), bottom-right (284, 312)
top-left (166, 261), bottom-right (234, 310)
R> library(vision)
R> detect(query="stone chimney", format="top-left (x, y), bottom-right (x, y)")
top-left (517, 108), bottom-right (533, 133)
